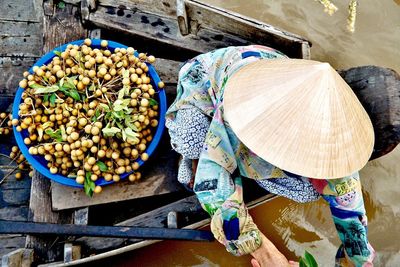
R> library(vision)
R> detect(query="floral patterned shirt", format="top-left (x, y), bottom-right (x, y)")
top-left (165, 45), bottom-right (375, 266)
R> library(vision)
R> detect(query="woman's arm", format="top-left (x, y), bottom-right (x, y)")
top-left (310, 174), bottom-right (375, 266)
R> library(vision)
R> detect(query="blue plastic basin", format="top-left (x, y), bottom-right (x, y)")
top-left (12, 39), bottom-right (167, 188)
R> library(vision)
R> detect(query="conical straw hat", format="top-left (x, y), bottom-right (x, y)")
top-left (223, 58), bottom-right (374, 179)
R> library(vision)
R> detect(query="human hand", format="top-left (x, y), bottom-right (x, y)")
top-left (250, 232), bottom-right (298, 267)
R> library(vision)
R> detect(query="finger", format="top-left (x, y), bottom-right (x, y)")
top-left (289, 260), bottom-right (299, 267)
top-left (251, 258), bottom-right (261, 267)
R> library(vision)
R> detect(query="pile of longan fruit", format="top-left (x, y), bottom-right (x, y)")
top-left (13, 39), bottom-right (164, 196)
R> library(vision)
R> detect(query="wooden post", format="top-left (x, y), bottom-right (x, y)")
top-left (1, 248), bottom-right (34, 267)
top-left (176, 0), bottom-right (189, 36)
top-left (25, 172), bottom-right (73, 262)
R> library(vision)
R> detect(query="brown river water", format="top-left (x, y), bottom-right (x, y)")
top-left (104, 1), bottom-right (400, 266)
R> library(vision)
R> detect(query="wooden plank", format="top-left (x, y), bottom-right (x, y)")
top-left (0, 236), bottom-right (27, 260)
top-left (185, 0), bottom-right (309, 58)
top-left (89, 5), bottom-right (254, 56)
top-left (48, 193), bottom-right (278, 266)
top-left (24, 5), bottom-right (89, 261)
top-left (98, 0), bottom-right (177, 17)
top-left (0, 21), bottom-right (43, 57)
top-left (73, 208), bottom-right (89, 225)
top-left (0, 57), bottom-right (38, 95)
top-left (0, 0), bottom-right (42, 22)
top-left (1, 220), bottom-right (214, 242)
top-left (63, 243), bottom-right (81, 263)
top-left (51, 138), bottom-right (183, 210)
top-left (1, 248), bottom-right (34, 267)
top-left (93, 0), bottom-right (310, 59)
top-left (25, 172), bottom-right (74, 262)
top-left (78, 195), bottom-right (203, 251)
top-left (43, 4), bottom-right (87, 54)
top-left (153, 58), bottom-right (181, 84)
top-left (78, 177), bottom-right (275, 252)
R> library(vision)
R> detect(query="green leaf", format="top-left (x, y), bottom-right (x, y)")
top-left (112, 111), bottom-right (124, 119)
top-left (122, 69), bottom-right (129, 79)
top-left (299, 258), bottom-right (307, 267)
top-left (43, 94), bottom-right (49, 102)
top-left (63, 76), bottom-right (78, 90)
top-left (29, 83), bottom-right (45, 89)
top-left (45, 128), bottom-right (63, 142)
top-left (53, 50), bottom-right (62, 57)
top-left (298, 251), bottom-right (318, 267)
top-left (49, 93), bottom-right (56, 105)
top-left (122, 128), bottom-right (127, 141)
top-left (66, 89), bottom-right (81, 101)
top-left (57, 1), bottom-right (65, 9)
top-left (149, 98), bottom-right (158, 107)
top-left (304, 251), bottom-right (318, 267)
top-left (92, 109), bottom-right (101, 122)
top-left (41, 122), bottom-right (52, 129)
top-left (99, 103), bottom-right (110, 112)
top-left (96, 161), bottom-right (108, 172)
top-left (102, 126), bottom-right (121, 137)
top-left (33, 85), bottom-right (59, 94)
top-left (124, 127), bottom-right (140, 138)
top-left (126, 121), bottom-right (139, 132)
top-left (88, 83), bottom-right (96, 92)
top-left (117, 88), bottom-right (126, 100)
top-left (84, 171), bottom-right (95, 197)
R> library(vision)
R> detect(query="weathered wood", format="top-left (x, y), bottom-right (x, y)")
top-left (152, 57), bottom-right (181, 84)
top-left (63, 243), bottom-right (81, 263)
top-left (89, 6), bottom-right (252, 56)
top-left (0, 57), bottom-right (38, 95)
top-left (339, 66), bottom-right (400, 159)
top-left (176, 0), bottom-right (189, 36)
top-left (89, 28), bottom-right (102, 39)
top-left (78, 195), bottom-right (203, 251)
top-left (21, 6), bottom-right (89, 262)
top-left (94, 0), bottom-right (308, 65)
top-left (73, 208), bottom-right (89, 225)
top-left (0, 127), bottom-right (31, 261)
top-left (78, 177), bottom-right (274, 252)
top-left (25, 172), bottom-right (74, 263)
top-left (43, 0), bottom-right (55, 16)
top-left (167, 211), bottom-right (178, 228)
top-left (81, 0), bottom-right (96, 23)
top-left (56, 193), bottom-right (278, 266)
top-left (1, 220), bottom-right (214, 241)
top-left (0, 236), bottom-right (27, 260)
top-left (43, 4), bottom-right (88, 54)
top-left (98, 0), bottom-right (177, 17)
top-left (1, 248), bottom-right (34, 267)
top-left (89, 0), bottom-right (309, 59)
top-left (51, 140), bottom-right (183, 210)
top-left (185, 0), bottom-right (310, 58)
top-left (0, 21), bottom-right (43, 57)
top-left (0, 0), bottom-right (42, 22)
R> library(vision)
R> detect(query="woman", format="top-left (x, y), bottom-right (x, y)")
top-left (165, 45), bottom-right (375, 266)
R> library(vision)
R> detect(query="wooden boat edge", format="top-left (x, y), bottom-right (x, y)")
top-left (38, 193), bottom-right (279, 266)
